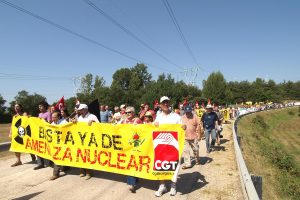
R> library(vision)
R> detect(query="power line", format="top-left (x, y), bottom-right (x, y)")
top-left (82, 0), bottom-right (183, 70)
top-left (0, 0), bottom-right (173, 73)
top-left (162, 0), bottom-right (208, 73)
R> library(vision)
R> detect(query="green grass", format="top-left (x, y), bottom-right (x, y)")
top-left (0, 123), bottom-right (11, 143)
top-left (238, 107), bottom-right (300, 200)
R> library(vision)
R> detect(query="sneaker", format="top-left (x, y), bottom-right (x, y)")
top-left (169, 187), bottom-right (177, 196)
top-left (79, 173), bottom-right (85, 177)
top-left (11, 161), bottom-right (22, 167)
top-left (85, 174), bottom-right (92, 180)
top-left (49, 175), bottom-right (59, 181)
top-left (155, 184), bottom-right (167, 197)
top-left (128, 185), bottom-right (136, 193)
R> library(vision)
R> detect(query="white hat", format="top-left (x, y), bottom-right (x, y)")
top-left (205, 104), bottom-right (213, 109)
top-left (120, 104), bottom-right (126, 109)
top-left (77, 104), bottom-right (88, 110)
top-left (160, 96), bottom-right (170, 103)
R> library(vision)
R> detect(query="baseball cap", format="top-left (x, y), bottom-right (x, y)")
top-left (145, 111), bottom-right (152, 117)
top-left (184, 106), bottom-right (193, 113)
top-left (120, 104), bottom-right (126, 109)
top-left (205, 104), bottom-right (213, 109)
top-left (160, 96), bottom-right (170, 103)
top-left (77, 104), bottom-right (88, 110)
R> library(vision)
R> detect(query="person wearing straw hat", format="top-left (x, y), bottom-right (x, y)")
top-left (201, 104), bottom-right (219, 153)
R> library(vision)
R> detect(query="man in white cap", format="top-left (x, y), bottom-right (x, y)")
top-left (153, 96), bottom-right (186, 197)
top-left (72, 103), bottom-right (99, 179)
top-left (201, 104), bottom-right (219, 153)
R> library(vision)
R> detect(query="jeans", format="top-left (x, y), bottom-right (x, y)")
top-left (127, 176), bottom-right (138, 186)
top-left (205, 129), bottom-right (216, 151)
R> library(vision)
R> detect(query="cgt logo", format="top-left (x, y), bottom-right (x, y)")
top-left (153, 131), bottom-right (179, 171)
top-left (154, 160), bottom-right (178, 171)
top-left (14, 118), bottom-right (32, 145)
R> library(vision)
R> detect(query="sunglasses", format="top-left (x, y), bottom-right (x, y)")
top-left (125, 111), bottom-right (132, 114)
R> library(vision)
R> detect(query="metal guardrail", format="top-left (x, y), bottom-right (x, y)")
top-left (233, 115), bottom-right (260, 200)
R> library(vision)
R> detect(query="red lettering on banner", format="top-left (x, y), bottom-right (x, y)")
top-left (108, 152), bottom-right (116, 167)
top-left (53, 147), bottom-right (61, 160)
top-left (32, 139), bottom-right (39, 151)
top-left (139, 156), bottom-right (150, 173)
top-left (76, 148), bottom-right (87, 163)
top-left (88, 150), bottom-right (97, 164)
top-left (62, 147), bottom-right (72, 162)
top-left (127, 155), bottom-right (138, 171)
top-left (38, 141), bottom-right (44, 154)
top-left (117, 153), bottom-right (126, 169)
top-left (98, 151), bottom-right (108, 166)
top-left (45, 142), bottom-right (51, 156)
top-left (73, 148), bottom-right (151, 173)
top-left (25, 138), bottom-right (31, 149)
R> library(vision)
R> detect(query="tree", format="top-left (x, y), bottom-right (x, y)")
top-left (130, 63), bottom-right (152, 88)
top-left (9, 90), bottom-right (46, 117)
top-left (0, 94), bottom-right (6, 114)
top-left (202, 71), bottom-right (228, 104)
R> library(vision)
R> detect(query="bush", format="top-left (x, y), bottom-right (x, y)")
top-left (0, 112), bottom-right (12, 123)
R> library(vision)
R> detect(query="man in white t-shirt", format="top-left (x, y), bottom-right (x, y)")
top-left (153, 96), bottom-right (186, 197)
top-left (72, 103), bottom-right (99, 180)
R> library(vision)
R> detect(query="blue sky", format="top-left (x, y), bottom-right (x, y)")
top-left (1, 0), bottom-right (299, 105)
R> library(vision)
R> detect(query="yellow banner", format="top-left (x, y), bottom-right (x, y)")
top-left (220, 108), bottom-right (230, 121)
top-left (10, 116), bottom-right (185, 180)
top-left (195, 108), bottom-right (205, 119)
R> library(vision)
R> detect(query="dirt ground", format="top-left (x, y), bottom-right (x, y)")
top-left (0, 122), bottom-right (243, 200)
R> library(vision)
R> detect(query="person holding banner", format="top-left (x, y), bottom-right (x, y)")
top-left (153, 96), bottom-right (185, 197)
top-left (9, 103), bottom-right (36, 167)
top-left (120, 106), bottom-right (143, 193)
top-left (34, 101), bottom-right (51, 170)
top-left (72, 103), bottom-right (99, 180)
top-left (49, 111), bottom-right (69, 180)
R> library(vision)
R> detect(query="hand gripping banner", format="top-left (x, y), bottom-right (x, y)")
top-left (10, 116), bottom-right (185, 180)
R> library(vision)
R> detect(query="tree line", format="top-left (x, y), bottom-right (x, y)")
top-left (1, 63), bottom-right (299, 123)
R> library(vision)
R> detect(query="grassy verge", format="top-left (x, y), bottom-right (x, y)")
top-left (238, 107), bottom-right (300, 200)
top-left (0, 123), bottom-right (11, 143)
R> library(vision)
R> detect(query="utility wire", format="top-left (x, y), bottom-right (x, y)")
top-left (0, 0), bottom-right (173, 73)
top-left (82, 0), bottom-right (182, 70)
top-left (162, 0), bottom-right (208, 73)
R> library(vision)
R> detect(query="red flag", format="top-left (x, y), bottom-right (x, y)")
top-left (183, 99), bottom-right (188, 106)
top-left (153, 99), bottom-right (159, 108)
top-left (54, 96), bottom-right (65, 111)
